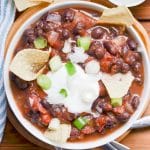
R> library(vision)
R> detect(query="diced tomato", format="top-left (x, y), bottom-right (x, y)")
top-left (100, 52), bottom-right (114, 73)
top-left (41, 114), bottom-right (52, 125)
top-left (81, 126), bottom-right (95, 135)
top-left (47, 31), bottom-right (64, 50)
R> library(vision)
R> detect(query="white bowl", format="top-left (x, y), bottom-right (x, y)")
top-left (108, 0), bottom-right (145, 7)
top-left (4, 1), bottom-right (150, 149)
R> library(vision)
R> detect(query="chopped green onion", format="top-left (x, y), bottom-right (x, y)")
top-left (37, 74), bottom-right (51, 90)
top-left (111, 97), bottom-right (123, 107)
top-left (59, 89), bottom-right (68, 97)
top-left (73, 117), bottom-right (88, 130)
top-left (49, 55), bottom-right (62, 72)
top-left (77, 37), bottom-right (91, 51)
top-left (65, 62), bottom-right (76, 76)
top-left (34, 37), bottom-right (47, 49)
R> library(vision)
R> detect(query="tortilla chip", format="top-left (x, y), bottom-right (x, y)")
top-left (101, 72), bottom-right (134, 98)
top-left (14, 0), bottom-right (41, 11)
top-left (44, 124), bottom-right (71, 143)
top-left (98, 6), bottom-right (135, 27)
top-left (10, 49), bottom-right (50, 81)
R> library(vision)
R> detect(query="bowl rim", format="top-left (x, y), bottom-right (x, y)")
top-left (108, 0), bottom-right (145, 7)
top-left (4, 1), bottom-right (150, 149)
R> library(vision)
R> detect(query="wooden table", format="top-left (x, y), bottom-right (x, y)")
top-left (1, 0), bottom-right (150, 150)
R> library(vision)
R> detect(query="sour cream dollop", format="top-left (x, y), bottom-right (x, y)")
top-left (45, 64), bottom-right (100, 113)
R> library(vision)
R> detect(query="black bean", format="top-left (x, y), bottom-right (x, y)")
top-left (103, 41), bottom-right (118, 55)
top-left (120, 45), bottom-right (129, 57)
top-left (132, 62), bottom-right (142, 73)
top-left (73, 22), bottom-right (85, 35)
top-left (62, 29), bottom-right (70, 40)
top-left (122, 63), bottom-right (130, 73)
top-left (42, 21), bottom-right (52, 32)
top-left (27, 110), bottom-right (40, 124)
top-left (134, 74), bottom-right (143, 85)
top-left (91, 27), bottom-right (106, 39)
top-left (127, 39), bottom-right (137, 50)
top-left (111, 58), bottom-right (123, 74)
top-left (95, 47), bottom-right (105, 59)
top-left (116, 112), bottom-right (130, 123)
top-left (131, 95), bottom-right (140, 109)
top-left (111, 64), bottom-right (121, 74)
top-left (23, 28), bottom-right (36, 43)
top-left (124, 51), bottom-right (137, 65)
top-left (88, 41), bottom-right (101, 56)
top-left (105, 114), bottom-right (117, 128)
top-left (62, 9), bottom-right (75, 22)
top-left (92, 97), bottom-right (112, 113)
top-left (11, 73), bottom-right (29, 90)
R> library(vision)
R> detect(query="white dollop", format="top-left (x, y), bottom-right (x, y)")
top-left (45, 64), bottom-right (100, 113)
top-left (85, 60), bottom-right (100, 74)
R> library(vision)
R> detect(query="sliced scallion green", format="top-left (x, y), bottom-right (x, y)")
top-left (73, 117), bottom-right (88, 130)
top-left (37, 74), bottom-right (51, 90)
top-left (77, 37), bottom-right (91, 51)
top-left (111, 97), bottom-right (123, 107)
top-left (65, 62), bottom-right (76, 76)
top-left (59, 89), bottom-right (68, 97)
top-left (34, 36), bottom-right (47, 49)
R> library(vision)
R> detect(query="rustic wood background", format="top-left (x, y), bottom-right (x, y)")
top-left (1, 0), bottom-right (150, 150)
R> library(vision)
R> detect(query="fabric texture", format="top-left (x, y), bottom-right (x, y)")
top-left (0, 0), bottom-right (16, 142)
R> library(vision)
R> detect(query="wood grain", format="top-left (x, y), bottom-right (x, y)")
top-left (1, 0), bottom-right (150, 150)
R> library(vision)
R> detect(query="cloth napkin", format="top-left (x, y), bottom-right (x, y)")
top-left (0, 0), bottom-right (16, 142)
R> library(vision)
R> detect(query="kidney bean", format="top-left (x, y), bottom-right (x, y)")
top-left (99, 80), bottom-right (107, 97)
top-left (11, 74), bottom-right (29, 90)
top-left (62, 8), bottom-right (75, 22)
top-left (131, 95), bottom-right (140, 109)
top-left (121, 63), bottom-right (130, 73)
top-left (91, 27), bottom-right (106, 39)
top-left (127, 39), bottom-right (137, 50)
top-left (73, 22), bottom-right (85, 35)
top-left (103, 41), bottom-right (118, 55)
top-left (62, 29), bottom-right (70, 40)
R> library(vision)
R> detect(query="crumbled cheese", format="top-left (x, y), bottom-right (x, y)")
top-left (68, 47), bottom-right (88, 63)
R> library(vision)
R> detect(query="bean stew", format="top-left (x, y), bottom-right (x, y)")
top-left (10, 8), bottom-right (144, 143)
